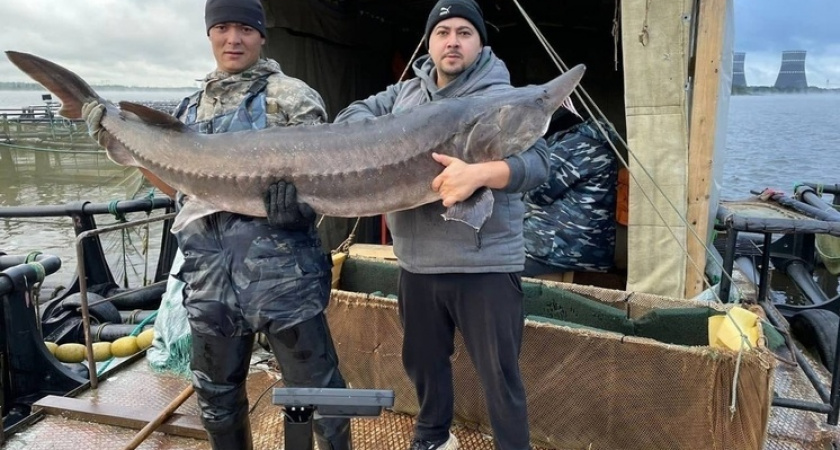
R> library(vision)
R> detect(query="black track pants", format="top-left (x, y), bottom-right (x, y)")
top-left (398, 270), bottom-right (530, 450)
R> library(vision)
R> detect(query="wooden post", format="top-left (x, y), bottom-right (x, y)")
top-left (685, 0), bottom-right (729, 298)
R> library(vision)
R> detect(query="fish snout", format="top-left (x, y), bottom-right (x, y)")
top-left (542, 64), bottom-right (586, 113)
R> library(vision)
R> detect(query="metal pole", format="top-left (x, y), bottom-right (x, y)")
top-left (719, 229), bottom-right (738, 303)
top-left (828, 316), bottom-right (840, 424)
top-left (756, 233), bottom-right (772, 303)
top-left (75, 212), bottom-right (177, 387)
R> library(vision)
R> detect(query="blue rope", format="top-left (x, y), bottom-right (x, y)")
top-left (107, 200), bottom-right (127, 222)
top-left (26, 262), bottom-right (46, 283)
top-left (24, 251), bottom-right (42, 263)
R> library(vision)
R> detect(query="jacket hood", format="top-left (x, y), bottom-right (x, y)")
top-left (411, 47), bottom-right (511, 100)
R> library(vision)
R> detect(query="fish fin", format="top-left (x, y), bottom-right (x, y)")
top-left (441, 187), bottom-right (495, 231)
top-left (101, 135), bottom-right (139, 166)
top-left (171, 199), bottom-right (221, 233)
top-left (5, 51), bottom-right (101, 119)
top-left (119, 101), bottom-right (191, 132)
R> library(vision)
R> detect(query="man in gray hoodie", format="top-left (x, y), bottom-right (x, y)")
top-left (335, 1), bottom-right (548, 449)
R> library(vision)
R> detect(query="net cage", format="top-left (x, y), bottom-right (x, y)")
top-left (325, 256), bottom-right (776, 450)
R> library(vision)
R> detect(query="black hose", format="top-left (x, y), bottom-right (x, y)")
top-left (796, 185), bottom-right (840, 222)
top-left (0, 255), bottom-right (61, 295)
top-left (0, 197), bottom-right (173, 219)
top-left (781, 260), bottom-right (831, 304)
top-left (119, 310), bottom-right (158, 324)
top-left (91, 323), bottom-right (153, 342)
top-left (102, 282), bottom-right (167, 310)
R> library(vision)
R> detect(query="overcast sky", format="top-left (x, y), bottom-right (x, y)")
top-left (0, 0), bottom-right (837, 88)
top-left (735, 0), bottom-right (839, 88)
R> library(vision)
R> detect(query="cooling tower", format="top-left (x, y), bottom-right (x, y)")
top-left (733, 52), bottom-right (747, 88)
top-left (774, 50), bottom-right (808, 89)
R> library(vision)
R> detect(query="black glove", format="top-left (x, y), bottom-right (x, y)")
top-left (263, 181), bottom-right (316, 230)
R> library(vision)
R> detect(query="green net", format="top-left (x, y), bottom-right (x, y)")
top-left (146, 250), bottom-right (192, 376)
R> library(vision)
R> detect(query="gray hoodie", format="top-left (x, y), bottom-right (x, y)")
top-left (334, 47), bottom-right (550, 273)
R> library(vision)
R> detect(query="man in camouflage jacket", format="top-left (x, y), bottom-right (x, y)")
top-left (83, 1), bottom-right (352, 448)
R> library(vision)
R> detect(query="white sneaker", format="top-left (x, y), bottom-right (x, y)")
top-left (408, 432), bottom-right (459, 450)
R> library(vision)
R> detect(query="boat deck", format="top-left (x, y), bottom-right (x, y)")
top-left (5, 348), bottom-right (840, 450)
top-left (4, 351), bottom-right (521, 450)
top-left (3, 317), bottom-right (840, 449)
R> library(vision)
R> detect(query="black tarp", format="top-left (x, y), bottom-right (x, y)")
top-left (261, 0), bottom-right (626, 251)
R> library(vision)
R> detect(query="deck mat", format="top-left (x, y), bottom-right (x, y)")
top-left (5, 356), bottom-right (532, 450)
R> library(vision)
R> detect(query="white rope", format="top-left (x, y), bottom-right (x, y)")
top-left (509, 0), bottom-right (746, 304)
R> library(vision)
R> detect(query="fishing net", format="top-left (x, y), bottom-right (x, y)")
top-left (327, 256), bottom-right (776, 450)
top-left (146, 249), bottom-right (192, 376)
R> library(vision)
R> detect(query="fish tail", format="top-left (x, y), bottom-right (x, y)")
top-left (5, 51), bottom-right (103, 119)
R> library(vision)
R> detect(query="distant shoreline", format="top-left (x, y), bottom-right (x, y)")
top-left (0, 82), bottom-right (195, 91)
top-left (733, 86), bottom-right (840, 95)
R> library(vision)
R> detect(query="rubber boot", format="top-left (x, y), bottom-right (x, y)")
top-left (207, 417), bottom-right (253, 450)
top-left (314, 420), bottom-right (353, 450)
top-left (264, 314), bottom-right (353, 449)
top-left (191, 331), bottom-right (255, 450)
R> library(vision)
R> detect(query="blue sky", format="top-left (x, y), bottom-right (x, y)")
top-left (735, 0), bottom-right (839, 88)
top-left (0, 1), bottom-right (837, 88)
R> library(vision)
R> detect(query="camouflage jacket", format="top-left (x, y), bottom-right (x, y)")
top-left (523, 119), bottom-right (618, 272)
top-left (182, 58), bottom-right (326, 127)
top-left (172, 59), bottom-right (332, 336)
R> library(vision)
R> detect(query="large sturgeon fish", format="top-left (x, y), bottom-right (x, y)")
top-left (6, 51), bottom-right (585, 232)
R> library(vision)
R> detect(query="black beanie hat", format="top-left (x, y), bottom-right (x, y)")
top-left (205, 0), bottom-right (267, 37)
top-left (425, 0), bottom-right (487, 47)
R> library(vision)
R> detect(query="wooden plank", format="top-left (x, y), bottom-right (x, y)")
top-left (348, 244), bottom-right (397, 260)
top-left (685, 0), bottom-right (728, 298)
top-left (33, 395), bottom-right (207, 440)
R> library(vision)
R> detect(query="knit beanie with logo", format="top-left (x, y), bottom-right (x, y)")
top-left (424, 0), bottom-right (487, 47)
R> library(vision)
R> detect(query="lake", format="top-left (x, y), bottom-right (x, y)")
top-left (721, 93), bottom-right (840, 200)
top-left (0, 89), bottom-right (196, 110)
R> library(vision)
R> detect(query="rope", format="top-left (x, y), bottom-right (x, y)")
top-left (141, 189), bottom-right (155, 286)
top-left (400, 35), bottom-right (426, 82)
top-left (108, 200), bottom-right (127, 222)
top-left (638, 0), bottom-right (651, 46)
top-left (26, 261), bottom-right (46, 283)
top-left (335, 217), bottom-right (363, 254)
top-left (24, 251), bottom-right (42, 263)
top-left (730, 337), bottom-right (745, 419)
top-left (0, 141), bottom-right (102, 154)
top-left (508, 0), bottom-right (747, 305)
top-left (106, 199), bottom-right (134, 287)
top-left (24, 251), bottom-right (44, 334)
top-left (612, 0), bottom-right (621, 71)
top-left (510, 0), bottom-right (756, 416)
top-left (320, 34), bottom-right (426, 255)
